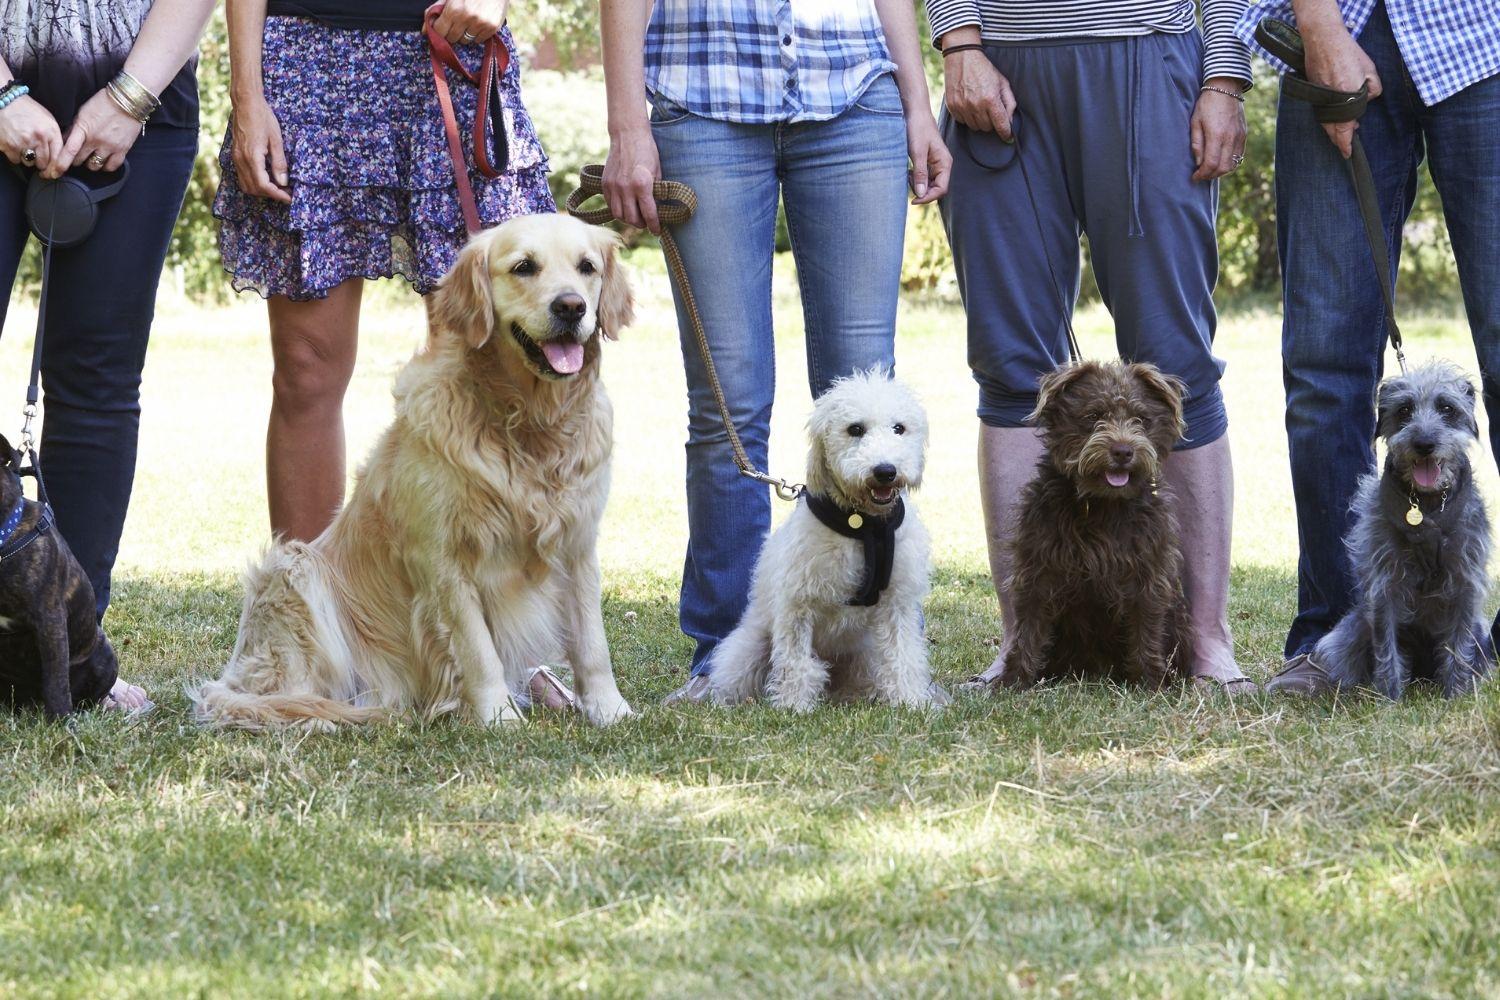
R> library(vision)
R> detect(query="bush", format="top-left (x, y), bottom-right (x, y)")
top-left (14, 10), bottom-right (1464, 309)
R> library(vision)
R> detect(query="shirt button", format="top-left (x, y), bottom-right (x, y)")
top-left (782, 34), bottom-right (791, 45)
top-left (785, 78), bottom-right (795, 90)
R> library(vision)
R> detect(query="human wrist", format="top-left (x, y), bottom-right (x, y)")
top-left (937, 27), bottom-right (981, 51)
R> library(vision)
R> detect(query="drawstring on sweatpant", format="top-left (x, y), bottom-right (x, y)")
top-left (1126, 35), bottom-right (1145, 239)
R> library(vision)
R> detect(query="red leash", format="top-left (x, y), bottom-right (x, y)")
top-left (425, 2), bottom-right (509, 235)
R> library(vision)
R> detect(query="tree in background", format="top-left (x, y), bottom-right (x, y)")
top-left (14, 3), bottom-right (1456, 307)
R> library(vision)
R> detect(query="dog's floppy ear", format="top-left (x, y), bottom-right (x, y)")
top-left (1028, 361), bottom-right (1092, 427)
top-left (1373, 377), bottom-right (1406, 442)
top-left (1128, 363), bottom-right (1187, 440)
top-left (593, 226), bottom-right (635, 340)
top-left (432, 233), bottom-right (496, 350)
top-left (1460, 377), bottom-right (1480, 436)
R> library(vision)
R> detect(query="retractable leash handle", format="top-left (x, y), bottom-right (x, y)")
top-left (10, 160), bottom-right (133, 503)
top-left (567, 164), bottom-right (806, 502)
top-left (1256, 17), bottom-right (1406, 373)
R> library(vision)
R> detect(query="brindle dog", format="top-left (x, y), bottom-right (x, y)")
top-left (0, 435), bottom-right (118, 717)
top-left (1000, 360), bottom-right (1193, 689)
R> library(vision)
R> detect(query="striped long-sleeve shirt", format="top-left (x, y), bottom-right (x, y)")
top-left (926, 0), bottom-right (1253, 86)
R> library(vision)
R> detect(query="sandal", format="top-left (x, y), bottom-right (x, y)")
top-left (527, 665), bottom-right (580, 713)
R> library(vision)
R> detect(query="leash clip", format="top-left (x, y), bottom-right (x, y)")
top-left (19, 402), bottom-right (36, 455)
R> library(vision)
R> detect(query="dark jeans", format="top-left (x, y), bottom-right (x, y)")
top-left (0, 125), bottom-right (197, 618)
top-left (1278, 2), bottom-right (1500, 657)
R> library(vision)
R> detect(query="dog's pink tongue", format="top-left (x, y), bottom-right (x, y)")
top-left (1413, 457), bottom-right (1441, 489)
top-left (541, 339), bottom-right (585, 374)
top-left (1105, 469), bottom-right (1131, 488)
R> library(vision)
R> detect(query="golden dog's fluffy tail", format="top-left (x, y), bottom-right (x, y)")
top-left (188, 679), bottom-right (384, 732)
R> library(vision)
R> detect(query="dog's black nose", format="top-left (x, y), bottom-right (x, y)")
top-left (1110, 444), bottom-right (1134, 464)
top-left (550, 293), bottom-right (587, 325)
top-left (872, 463), bottom-right (898, 484)
top-left (1412, 438), bottom-right (1436, 456)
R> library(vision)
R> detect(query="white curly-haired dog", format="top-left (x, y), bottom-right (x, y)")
top-left (709, 369), bottom-right (939, 711)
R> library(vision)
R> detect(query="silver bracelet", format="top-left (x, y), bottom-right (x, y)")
top-left (1201, 84), bottom-right (1246, 103)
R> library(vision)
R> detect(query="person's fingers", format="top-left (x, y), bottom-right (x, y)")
top-left (268, 128), bottom-right (290, 189)
top-left (1325, 121), bottom-right (1355, 159)
top-left (105, 149), bottom-right (126, 172)
top-left (633, 176), bottom-right (660, 234)
top-left (433, 7), bottom-right (460, 42)
top-left (246, 140), bottom-right (279, 199)
top-left (1190, 114), bottom-right (1205, 168)
top-left (1366, 68), bottom-right (1383, 99)
top-left (910, 147), bottom-right (929, 202)
top-left (61, 122), bottom-right (88, 167)
top-left (916, 149), bottom-right (950, 204)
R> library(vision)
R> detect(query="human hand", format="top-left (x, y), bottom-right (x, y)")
top-left (1190, 80), bottom-right (1248, 181)
top-left (603, 123), bottom-right (662, 234)
top-left (1303, 21), bottom-right (1382, 158)
top-left (58, 87), bottom-right (143, 177)
top-left (0, 94), bottom-right (64, 175)
top-left (906, 113), bottom-right (951, 204)
top-left (432, 0), bottom-right (507, 45)
top-left (942, 49), bottom-right (1015, 140)
top-left (231, 95), bottom-right (292, 204)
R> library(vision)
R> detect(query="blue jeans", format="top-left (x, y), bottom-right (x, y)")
top-left (0, 125), bottom-right (198, 619)
top-left (1279, 1), bottom-right (1500, 657)
top-left (651, 74), bottom-right (909, 674)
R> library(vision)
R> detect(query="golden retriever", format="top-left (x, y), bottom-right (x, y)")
top-left (191, 213), bottom-right (635, 728)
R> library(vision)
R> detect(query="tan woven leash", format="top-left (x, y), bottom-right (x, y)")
top-left (567, 163), bottom-right (805, 501)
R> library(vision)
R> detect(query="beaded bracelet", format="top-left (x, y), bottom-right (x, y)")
top-left (1201, 84), bottom-right (1246, 103)
top-left (0, 82), bottom-right (30, 112)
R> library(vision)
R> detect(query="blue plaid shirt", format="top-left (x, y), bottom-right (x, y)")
top-left (644, 0), bottom-right (897, 124)
top-left (1235, 1), bottom-right (1500, 106)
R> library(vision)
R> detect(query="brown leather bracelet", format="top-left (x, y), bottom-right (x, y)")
top-left (942, 43), bottom-right (985, 57)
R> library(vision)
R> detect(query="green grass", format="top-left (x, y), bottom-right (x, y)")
top-left (2, 254), bottom-right (1499, 998)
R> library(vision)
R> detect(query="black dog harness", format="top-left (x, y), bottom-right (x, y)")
top-left (0, 493), bottom-right (52, 563)
top-left (803, 491), bottom-right (904, 607)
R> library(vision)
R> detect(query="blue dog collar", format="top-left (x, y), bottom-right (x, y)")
top-left (0, 498), bottom-right (23, 548)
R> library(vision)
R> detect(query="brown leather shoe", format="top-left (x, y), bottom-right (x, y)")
top-left (663, 674), bottom-right (713, 706)
top-left (1266, 652), bottom-right (1338, 696)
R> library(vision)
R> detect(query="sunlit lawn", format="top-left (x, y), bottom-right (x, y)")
top-left (1, 247), bottom-right (1497, 998)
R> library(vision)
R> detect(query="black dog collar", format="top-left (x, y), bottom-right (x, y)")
top-left (803, 491), bottom-right (905, 607)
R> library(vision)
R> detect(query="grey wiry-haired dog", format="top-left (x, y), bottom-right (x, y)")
top-left (1313, 362), bottom-right (1494, 700)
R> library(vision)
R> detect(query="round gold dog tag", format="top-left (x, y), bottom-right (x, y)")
top-left (1406, 504), bottom-right (1423, 526)
top-left (847, 513), bottom-right (864, 530)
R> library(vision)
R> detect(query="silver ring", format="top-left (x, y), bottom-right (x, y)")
top-left (461, 30), bottom-right (477, 42)
top-left (21, 147), bottom-right (36, 165)
top-left (1232, 153), bottom-right (1246, 165)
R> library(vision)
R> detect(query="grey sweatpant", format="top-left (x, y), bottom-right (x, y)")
top-left (939, 30), bottom-right (1228, 448)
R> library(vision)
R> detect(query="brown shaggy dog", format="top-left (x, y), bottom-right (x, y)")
top-left (999, 360), bottom-right (1193, 689)
top-left (191, 214), bottom-right (636, 729)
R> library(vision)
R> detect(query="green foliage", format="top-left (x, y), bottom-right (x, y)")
top-left (19, 9), bottom-right (1464, 307)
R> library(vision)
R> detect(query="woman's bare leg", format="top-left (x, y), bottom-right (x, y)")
top-left (266, 280), bottom-right (363, 541)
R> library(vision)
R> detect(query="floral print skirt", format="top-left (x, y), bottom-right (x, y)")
top-left (214, 17), bottom-right (555, 301)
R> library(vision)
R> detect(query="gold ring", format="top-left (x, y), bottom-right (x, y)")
top-left (88, 153), bottom-right (105, 168)
top-left (21, 147), bottom-right (36, 165)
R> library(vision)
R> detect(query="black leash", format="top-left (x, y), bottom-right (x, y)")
top-left (953, 111), bottom-right (1084, 364)
top-left (1256, 17), bottom-right (1407, 374)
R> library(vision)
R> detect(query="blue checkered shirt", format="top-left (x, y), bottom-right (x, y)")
top-left (1235, 1), bottom-right (1500, 105)
top-left (644, 0), bottom-right (898, 124)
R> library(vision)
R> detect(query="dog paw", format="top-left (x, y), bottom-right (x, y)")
top-left (582, 693), bottom-right (635, 726)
